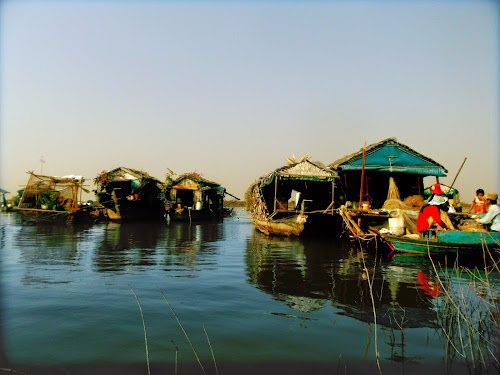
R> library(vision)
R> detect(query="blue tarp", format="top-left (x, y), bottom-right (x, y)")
top-left (337, 142), bottom-right (447, 176)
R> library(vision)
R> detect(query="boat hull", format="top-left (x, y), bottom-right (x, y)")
top-left (168, 207), bottom-right (223, 222)
top-left (15, 208), bottom-right (93, 224)
top-left (382, 231), bottom-right (500, 255)
top-left (252, 214), bottom-right (307, 236)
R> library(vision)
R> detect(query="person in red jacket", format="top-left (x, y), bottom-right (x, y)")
top-left (417, 184), bottom-right (455, 236)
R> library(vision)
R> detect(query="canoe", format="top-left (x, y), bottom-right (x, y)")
top-left (374, 229), bottom-right (500, 255)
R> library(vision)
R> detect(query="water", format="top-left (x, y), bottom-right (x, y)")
top-left (0, 208), bottom-right (498, 374)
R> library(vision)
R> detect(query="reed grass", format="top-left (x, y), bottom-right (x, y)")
top-left (129, 285), bottom-right (151, 375)
top-left (427, 245), bottom-right (500, 372)
top-left (128, 286), bottom-right (218, 375)
top-left (359, 245), bottom-right (383, 374)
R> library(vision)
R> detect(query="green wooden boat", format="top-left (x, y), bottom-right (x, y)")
top-left (375, 230), bottom-right (500, 255)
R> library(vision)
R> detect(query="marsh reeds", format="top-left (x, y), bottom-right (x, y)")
top-left (427, 243), bottom-right (500, 373)
top-left (129, 285), bottom-right (151, 375)
top-left (129, 286), bottom-right (218, 375)
top-left (359, 246), bottom-right (383, 374)
top-left (157, 286), bottom-right (208, 375)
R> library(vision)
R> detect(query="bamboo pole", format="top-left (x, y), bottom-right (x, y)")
top-left (449, 157), bottom-right (467, 190)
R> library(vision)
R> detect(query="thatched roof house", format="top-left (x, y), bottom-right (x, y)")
top-left (248, 155), bottom-right (343, 236)
top-left (168, 172), bottom-right (226, 220)
top-left (94, 166), bottom-right (165, 220)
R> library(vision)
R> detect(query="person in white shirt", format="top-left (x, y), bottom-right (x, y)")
top-left (476, 192), bottom-right (500, 232)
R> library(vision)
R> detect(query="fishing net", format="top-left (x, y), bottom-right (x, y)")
top-left (382, 195), bottom-right (425, 212)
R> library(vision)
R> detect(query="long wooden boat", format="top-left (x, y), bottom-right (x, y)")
top-left (374, 229), bottom-right (500, 255)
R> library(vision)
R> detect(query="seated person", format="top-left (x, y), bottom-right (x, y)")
top-left (475, 192), bottom-right (500, 232)
top-left (417, 184), bottom-right (455, 234)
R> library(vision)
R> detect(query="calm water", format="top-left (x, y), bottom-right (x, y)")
top-left (0, 209), bottom-right (498, 374)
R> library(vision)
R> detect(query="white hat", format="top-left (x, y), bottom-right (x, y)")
top-left (428, 195), bottom-right (448, 206)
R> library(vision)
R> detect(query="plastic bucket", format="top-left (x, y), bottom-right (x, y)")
top-left (389, 217), bottom-right (405, 236)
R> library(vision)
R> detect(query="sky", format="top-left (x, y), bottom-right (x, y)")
top-left (1, 0), bottom-right (498, 204)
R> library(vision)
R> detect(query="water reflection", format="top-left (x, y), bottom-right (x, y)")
top-left (245, 231), bottom-right (438, 328)
top-left (12, 224), bottom-right (91, 286)
top-left (16, 224), bottom-right (86, 264)
top-left (94, 221), bottom-right (166, 271)
top-left (160, 221), bottom-right (222, 275)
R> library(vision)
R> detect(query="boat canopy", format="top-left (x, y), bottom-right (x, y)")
top-left (329, 138), bottom-right (447, 177)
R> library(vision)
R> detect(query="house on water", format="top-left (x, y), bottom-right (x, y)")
top-left (167, 172), bottom-right (227, 221)
top-left (328, 138), bottom-right (448, 210)
top-left (248, 154), bottom-right (344, 236)
top-left (94, 167), bottom-right (166, 220)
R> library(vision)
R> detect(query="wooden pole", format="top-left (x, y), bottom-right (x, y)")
top-left (331, 180), bottom-right (335, 214)
top-left (358, 141), bottom-right (367, 227)
top-left (273, 175), bottom-right (278, 213)
top-left (359, 141), bottom-right (367, 208)
top-left (449, 157), bottom-right (467, 190)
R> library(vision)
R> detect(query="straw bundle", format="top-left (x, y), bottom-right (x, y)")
top-left (386, 177), bottom-right (400, 200)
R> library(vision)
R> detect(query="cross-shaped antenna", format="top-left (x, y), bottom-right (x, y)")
top-left (387, 155), bottom-right (397, 172)
top-left (40, 156), bottom-right (46, 174)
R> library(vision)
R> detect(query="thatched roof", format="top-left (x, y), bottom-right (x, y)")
top-left (94, 167), bottom-right (163, 190)
top-left (172, 172), bottom-right (222, 189)
top-left (252, 155), bottom-right (338, 189)
top-left (328, 138), bottom-right (448, 177)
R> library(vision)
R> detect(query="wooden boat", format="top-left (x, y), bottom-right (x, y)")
top-left (15, 172), bottom-right (92, 223)
top-left (373, 228), bottom-right (500, 255)
top-left (94, 167), bottom-right (166, 221)
top-left (248, 154), bottom-right (344, 236)
top-left (167, 172), bottom-right (230, 221)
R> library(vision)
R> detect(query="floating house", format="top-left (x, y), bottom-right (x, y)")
top-left (167, 172), bottom-right (227, 221)
top-left (15, 172), bottom-right (90, 223)
top-left (94, 167), bottom-right (166, 220)
top-left (328, 138), bottom-right (454, 241)
top-left (328, 138), bottom-right (448, 209)
top-left (248, 155), bottom-right (344, 236)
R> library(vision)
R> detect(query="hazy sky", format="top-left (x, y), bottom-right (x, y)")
top-left (1, 1), bottom-right (498, 203)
